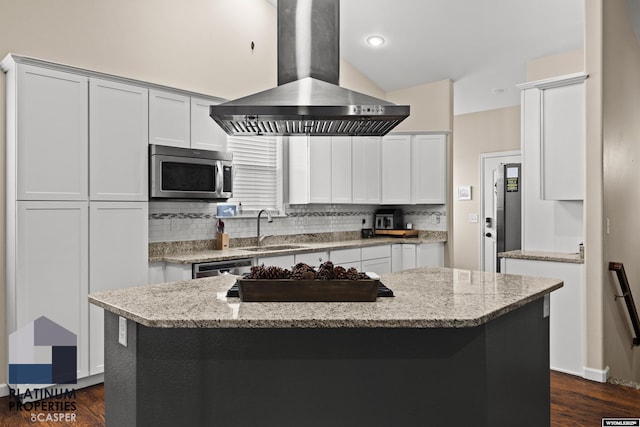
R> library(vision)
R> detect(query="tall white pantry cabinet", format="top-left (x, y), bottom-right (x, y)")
top-left (2, 55), bottom-right (149, 386)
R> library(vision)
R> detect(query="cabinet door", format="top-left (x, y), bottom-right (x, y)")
top-left (149, 89), bottom-right (190, 148)
top-left (309, 137), bottom-right (332, 203)
top-left (352, 137), bottom-right (381, 204)
top-left (361, 258), bottom-right (391, 275)
top-left (16, 201), bottom-right (89, 381)
top-left (401, 244), bottom-right (417, 270)
top-left (90, 79), bottom-right (148, 201)
top-left (381, 135), bottom-right (412, 204)
top-left (412, 134), bottom-right (447, 204)
top-left (89, 202), bottom-right (148, 375)
top-left (191, 97), bottom-right (228, 152)
top-left (257, 255), bottom-right (295, 269)
top-left (295, 251), bottom-right (329, 266)
top-left (16, 65), bottom-right (88, 200)
top-left (288, 136), bottom-right (310, 204)
top-left (391, 244), bottom-right (403, 272)
top-left (541, 83), bottom-right (584, 200)
top-left (331, 137), bottom-right (352, 203)
top-left (417, 243), bottom-right (445, 267)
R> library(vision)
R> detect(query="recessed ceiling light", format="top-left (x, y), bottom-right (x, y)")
top-left (491, 88), bottom-right (505, 94)
top-left (366, 35), bottom-right (385, 47)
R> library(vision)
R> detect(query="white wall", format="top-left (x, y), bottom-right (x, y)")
top-left (601, 0), bottom-right (640, 384)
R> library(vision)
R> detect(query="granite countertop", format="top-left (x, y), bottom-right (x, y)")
top-left (89, 267), bottom-right (562, 329)
top-left (498, 250), bottom-right (584, 264)
top-left (151, 235), bottom-right (447, 264)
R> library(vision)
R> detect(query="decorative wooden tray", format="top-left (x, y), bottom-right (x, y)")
top-left (374, 229), bottom-right (419, 237)
top-left (237, 279), bottom-right (379, 302)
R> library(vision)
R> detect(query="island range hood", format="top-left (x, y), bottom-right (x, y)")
top-left (209, 0), bottom-right (410, 137)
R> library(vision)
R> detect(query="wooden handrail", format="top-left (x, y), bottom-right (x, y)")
top-left (609, 262), bottom-right (640, 347)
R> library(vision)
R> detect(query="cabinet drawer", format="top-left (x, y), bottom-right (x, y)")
top-left (330, 248), bottom-right (361, 265)
top-left (258, 255), bottom-right (295, 269)
top-left (295, 251), bottom-right (328, 266)
top-left (361, 245), bottom-right (391, 260)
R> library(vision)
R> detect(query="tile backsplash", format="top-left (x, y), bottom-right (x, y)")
top-left (149, 201), bottom-right (447, 243)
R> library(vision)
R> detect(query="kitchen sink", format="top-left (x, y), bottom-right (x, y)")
top-left (243, 244), bottom-right (307, 252)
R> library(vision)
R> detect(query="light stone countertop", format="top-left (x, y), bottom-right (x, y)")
top-left (498, 250), bottom-right (584, 264)
top-left (151, 236), bottom-right (447, 264)
top-left (89, 267), bottom-right (562, 329)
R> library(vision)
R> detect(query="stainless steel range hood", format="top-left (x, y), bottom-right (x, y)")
top-left (210, 0), bottom-right (409, 137)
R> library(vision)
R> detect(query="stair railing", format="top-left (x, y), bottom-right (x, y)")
top-left (609, 262), bottom-right (640, 347)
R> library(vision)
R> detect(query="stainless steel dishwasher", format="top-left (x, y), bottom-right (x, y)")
top-left (192, 258), bottom-right (253, 279)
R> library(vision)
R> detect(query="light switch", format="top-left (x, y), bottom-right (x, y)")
top-left (468, 214), bottom-right (479, 223)
top-left (119, 316), bottom-right (127, 347)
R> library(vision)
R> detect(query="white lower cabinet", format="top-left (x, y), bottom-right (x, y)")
top-left (361, 258), bottom-right (391, 275)
top-left (257, 255), bottom-right (295, 269)
top-left (402, 245), bottom-right (417, 270)
top-left (361, 245), bottom-right (392, 275)
top-left (417, 243), bottom-right (445, 267)
top-left (164, 263), bottom-right (193, 282)
top-left (89, 202), bottom-right (148, 375)
top-left (295, 251), bottom-right (329, 266)
top-left (13, 201), bottom-right (90, 381)
top-left (148, 262), bottom-right (166, 284)
top-left (501, 258), bottom-right (584, 377)
top-left (329, 248), bottom-right (362, 270)
top-left (9, 201), bottom-right (149, 384)
top-left (391, 242), bottom-right (445, 272)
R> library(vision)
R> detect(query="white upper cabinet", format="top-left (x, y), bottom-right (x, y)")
top-left (289, 136), bottom-right (354, 204)
top-left (381, 135), bottom-right (412, 204)
top-left (90, 79), bottom-right (148, 201)
top-left (289, 136), bottom-right (332, 204)
top-left (191, 97), bottom-right (228, 152)
top-left (149, 89), bottom-right (190, 148)
top-left (352, 136), bottom-right (381, 204)
top-left (149, 89), bottom-right (228, 151)
top-left (309, 137), bottom-right (332, 203)
top-left (16, 65), bottom-right (88, 200)
top-left (331, 137), bottom-right (352, 203)
top-left (412, 134), bottom-right (447, 204)
top-left (541, 82), bottom-right (584, 200)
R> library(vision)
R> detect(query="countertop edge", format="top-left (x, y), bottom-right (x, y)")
top-left (89, 281), bottom-right (562, 329)
top-left (154, 237), bottom-right (448, 264)
top-left (498, 250), bottom-right (584, 264)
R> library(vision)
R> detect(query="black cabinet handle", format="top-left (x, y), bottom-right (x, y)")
top-left (485, 232), bottom-right (492, 237)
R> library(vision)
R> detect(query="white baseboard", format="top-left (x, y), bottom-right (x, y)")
top-left (550, 365), bottom-right (585, 378)
top-left (0, 383), bottom-right (9, 398)
top-left (583, 366), bottom-right (610, 383)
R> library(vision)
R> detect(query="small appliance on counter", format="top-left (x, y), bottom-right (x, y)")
top-left (374, 208), bottom-right (418, 237)
top-left (361, 228), bottom-right (374, 239)
top-left (375, 209), bottom-right (403, 230)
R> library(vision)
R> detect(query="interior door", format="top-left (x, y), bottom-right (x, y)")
top-left (480, 152), bottom-right (521, 272)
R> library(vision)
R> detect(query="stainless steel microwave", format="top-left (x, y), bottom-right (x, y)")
top-left (149, 145), bottom-right (232, 200)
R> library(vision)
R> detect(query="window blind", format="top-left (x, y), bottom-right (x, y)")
top-left (227, 135), bottom-right (282, 213)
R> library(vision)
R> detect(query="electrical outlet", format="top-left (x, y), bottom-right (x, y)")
top-left (432, 215), bottom-right (440, 225)
top-left (468, 214), bottom-right (479, 223)
top-left (119, 316), bottom-right (127, 347)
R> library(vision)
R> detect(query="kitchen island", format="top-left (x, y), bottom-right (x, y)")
top-left (89, 267), bottom-right (562, 427)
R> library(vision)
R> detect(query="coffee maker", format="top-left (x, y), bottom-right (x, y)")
top-left (375, 209), bottom-right (403, 230)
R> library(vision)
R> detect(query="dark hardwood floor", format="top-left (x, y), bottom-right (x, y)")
top-left (0, 371), bottom-right (638, 426)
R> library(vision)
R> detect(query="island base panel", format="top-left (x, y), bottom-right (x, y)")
top-left (105, 299), bottom-right (549, 427)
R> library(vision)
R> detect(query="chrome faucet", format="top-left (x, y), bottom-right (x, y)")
top-left (257, 209), bottom-right (273, 245)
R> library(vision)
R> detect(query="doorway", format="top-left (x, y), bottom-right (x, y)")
top-left (479, 151), bottom-right (521, 272)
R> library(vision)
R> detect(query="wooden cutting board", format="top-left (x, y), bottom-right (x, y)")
top-left (374, 229), bottom-right (419, 237)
